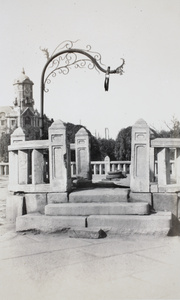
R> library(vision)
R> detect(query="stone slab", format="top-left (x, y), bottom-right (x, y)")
top-left (87, 213), bottom-right (172, 236)
top-left (150, 184), bottom-right (158, 193)
top-left (8, 183), bottom-right (70, 193)
top-left (47, 193), bottom-right (68, 204)
top-left (45, 202), bottom-right (149, 216)
top-left (69, 188), bottom-right (130, 203)
top-left (16, 213), bottom-right (86, 233)
top-left (25, 194), bottom-right (47, 214)
top-left (158, 184), bottom-right (180, 193)
top-left (153, 193), bottom-right (178, 216)
top-left (6, 194), bottom-right (24, 223)
top-left (129, 192), bottom-right (152, 205)
top-left (68, 227), bottom-right (107, 239)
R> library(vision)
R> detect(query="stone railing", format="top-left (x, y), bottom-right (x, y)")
top-left (154, 160), bottom-right (175, 179)
top-left (8, 139), bottom-right (50, 192)
top-left (151, 138), bottom-right (180, 192)
top-left (0, 162), bottom-right (9, 176)
top-left (71, 157), bottom-right (131, 178)
top-left (8, 121), bottom-right (91, 193)
top-left (130, 119), bottom-right (180, 194)
top-left (8, 121), bottom-right (73, 194)
top-left (8, 118), bottom-right (180, 196)
top-left (91, 158), bottom-right (130, 176)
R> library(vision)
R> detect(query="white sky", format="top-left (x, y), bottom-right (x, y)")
top-left (0, 0), bottom-right (180, 139)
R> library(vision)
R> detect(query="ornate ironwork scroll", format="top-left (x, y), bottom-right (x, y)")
top-left (40, 40), bottom-right (125, 137)
top-left (41, 40), bottom-right (125, 93)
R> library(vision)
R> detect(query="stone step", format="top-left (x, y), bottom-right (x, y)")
top-left (16, 212), bottom-right (173, 236)
top-left (45, 202), bottom-right (149, 216)
top-left (87, 212), bottom-right (172, 236)
top-left (16, 213), bottom-right (86, 233)
top-left (69, 188), bottom-right (130, 203)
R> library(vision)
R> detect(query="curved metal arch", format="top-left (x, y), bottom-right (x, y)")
top-left (40, 47), bottom-right (125, 138)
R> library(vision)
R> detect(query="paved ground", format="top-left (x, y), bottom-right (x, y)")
top-left (0, 176), bottom-right (8, 224)
top-left (1, 176), bottom-right (180, 300)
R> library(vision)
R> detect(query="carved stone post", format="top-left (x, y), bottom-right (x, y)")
top-left (75, 128), bottom-right (91, 180)
top-left (10, 127), bottom-right (25, 144)
top-left (48, 120), bottom-right (71, 192)
top-left (130, 119), bottom-right (150, 192)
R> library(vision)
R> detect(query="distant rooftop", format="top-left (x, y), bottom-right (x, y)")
top-left (0, 106), bottom-right (18, 117)
top-left (0, 106), bottom-right (14, 114)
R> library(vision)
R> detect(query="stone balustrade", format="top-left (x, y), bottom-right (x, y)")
top-left (8, 139), bottom-right (50, 192)
top-left (8, 120), bottom-right (72, 194)
top-left (91, 159), bottom-right (131, 176)
top-left (7, 119), bottom-right (180, 193)
top-left (4, 158), bottom-right (131, 179)
top-left (154, 160), bottom-right (175, 180)
top-left (71, 158), bottom-right (131, 178)
top-left (151, 138), bottom-right (180, 191)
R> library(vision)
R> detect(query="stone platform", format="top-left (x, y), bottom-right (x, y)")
top-left (16, 187), bottom-right (173, 236)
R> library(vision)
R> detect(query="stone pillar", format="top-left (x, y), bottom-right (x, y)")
top-left (75, 128), bottom-right (91, 180)
top-left (104, 156), bottom-right (110, 174)
top-left (32, 149), bottom-right (44, 184)
top-left (130, 119), bottom-right (150, 192)
top-left (157, 148), bottom-right (171, 185)
top-left (48, 120), bottom-right (71, 192)
top-left (18, 150), bottom-right (28, 184)
top-left (149, 147), bottom-right (155, 182)
top-left (9, 151), bottom-right (18, 185)
top-left (176, 148), bottom-right (180, 184)
top-left (4, 165), bottom-right (8, 175)
top-left (123, 164), bottom-right (126, 173)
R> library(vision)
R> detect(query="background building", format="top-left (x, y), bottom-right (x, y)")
top-left (0, 69), bottom-right (40, 139)
top-left (0, 70), bottom-right (52, 162)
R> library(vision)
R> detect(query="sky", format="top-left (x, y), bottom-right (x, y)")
top-left (0, 0), bottom-right (180, 139)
